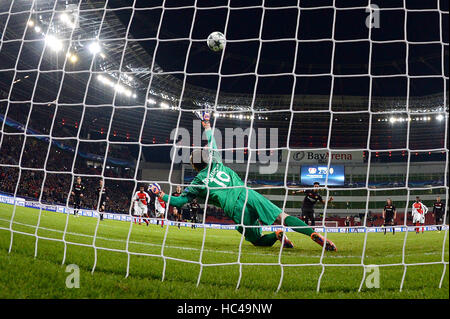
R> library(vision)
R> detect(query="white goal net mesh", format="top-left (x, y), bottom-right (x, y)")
top-left (0, 0), bottom-right (448, 294)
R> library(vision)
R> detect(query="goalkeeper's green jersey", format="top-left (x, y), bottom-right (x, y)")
top-left (162, 128), bottom-right (246, 215)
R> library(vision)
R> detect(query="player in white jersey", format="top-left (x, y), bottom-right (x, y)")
top-left (133, 185), bottom-right (150, 226)
top-left (154, 196), bottom-right (166, 227)
top-left (411, 196), bottom-right (428, 234)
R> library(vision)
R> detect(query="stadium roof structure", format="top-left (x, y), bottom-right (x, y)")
top-left (0, 0), bottom-right (448, 154)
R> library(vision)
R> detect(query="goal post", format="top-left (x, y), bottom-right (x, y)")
top-left (0, 0), bottom-right (448, 295)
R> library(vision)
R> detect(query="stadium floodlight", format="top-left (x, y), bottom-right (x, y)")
top-left (66, 52), bottom-right (78, 63)
top-left (88, 41), bottom-right (101, 55)
top-left (27, 20), bottom-right (34, 27)
top-left (160, 102), bottom-right (170, 109)
top-left (45, 35), bottom-right (63, 52)
top-left (123, 89), bottom-right (132, 97)
top-left (389, 117), bottom-right (396, 123)
top-left (115, 84), bottom-right (125, 93)
top-left (69, 54), bottom-right (78, 63)
top-left (59, 13), bottom-right (75, 28)
top-left (147, 98), bottom-right (157, 104)
top-left (34, 25), bottom-right (41, 33)
top-left (436, 114), bottom-right (444, 121)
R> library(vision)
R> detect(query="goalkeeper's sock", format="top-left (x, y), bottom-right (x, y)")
top-left (252, 232), bottom-right (278, 247)
top-left (284, 216), bottom-right (314, 237)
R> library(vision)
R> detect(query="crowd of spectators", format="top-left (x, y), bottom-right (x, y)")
top-left (0, 134), bottom-right (228, 223)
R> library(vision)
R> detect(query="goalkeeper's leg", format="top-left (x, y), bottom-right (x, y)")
top-left (275, 212), bottom-right (337, 252)
top-left (236, 225), bottom-right (293, 248)
top-left (238, 190), bottom-right (336, 251)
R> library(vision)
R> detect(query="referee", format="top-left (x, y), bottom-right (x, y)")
top-left (293, 182), bottom-right (333, 227)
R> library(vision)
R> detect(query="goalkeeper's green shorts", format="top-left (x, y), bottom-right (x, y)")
top-left (231, 189), bottom-right (282, 243)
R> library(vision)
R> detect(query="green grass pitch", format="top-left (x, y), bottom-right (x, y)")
top-left (0, 203), bottom-right (448, 299)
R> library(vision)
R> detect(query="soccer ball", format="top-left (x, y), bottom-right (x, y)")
top-left (207, 31), bottom-right (226, 52)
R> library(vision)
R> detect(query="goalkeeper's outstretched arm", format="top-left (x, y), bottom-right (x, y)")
top-left (201, 114), bottom-right (222, 164)
top-left (152, 112), bottom-right (220, 208)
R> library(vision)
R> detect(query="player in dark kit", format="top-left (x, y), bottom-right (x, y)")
top-left (344, 216), bottom-right (351, 233)
top-left (382, 198), bottom-right (397, 235)
top-left (432, 196), bottom-right (445, 232)
top-left (292, 182), bottom-right (333, 227)
top-left (188, 198), bottom-right (200, 229)
top-left (71, 176), bottom-right (85, 217)
top-left (96, 179), bottom-right (108, 221)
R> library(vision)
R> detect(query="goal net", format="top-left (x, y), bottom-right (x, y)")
top-left (0, 0), bottom-right (448, 295)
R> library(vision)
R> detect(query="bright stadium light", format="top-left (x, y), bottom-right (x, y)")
top-left (147, 98), bottom-right (157, 104)
top-left (34, 25), bottom-right (41, 33)
top-left (45, 35), bottom-right (63, 52)
top-left (59, 12), bottom-right (76, 28)
top-left (160, 102), bottom-right (170, 109)
top-left (124, 89), bottom-right (132, 97)
top-left (389, 117), bottom-right (396, 123)
top-left (27, 20), bottom-right (34, 27)
top-left (66, 51), bottom-right (78, 63)
top-left (88, 41), bottom-right (101, 55)
top-left (436, 114), bottom-right (444, 121)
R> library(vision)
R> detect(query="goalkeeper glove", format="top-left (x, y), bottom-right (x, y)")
top-left (194, 111), bottom-right (211, 128)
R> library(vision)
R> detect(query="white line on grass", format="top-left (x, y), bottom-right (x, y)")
top-left (0, 216), bottom-right (446, 260)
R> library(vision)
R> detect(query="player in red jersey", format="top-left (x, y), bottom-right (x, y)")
top-left (133, 185), bottom-right (150, 226)
top-left (155, 195), bottom-right (166, 228)
top-left (412, 196), bottom-right (428, 234)
top-left (170, 185), bottom-right (183, 229)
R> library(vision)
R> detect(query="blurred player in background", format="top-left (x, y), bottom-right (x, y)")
top-left (292, 182), bottom-right (334, 227)
top-left (71, 176), bottom-right (85, 217)
top-left (382, 198), bottom-right (397, 235)
top-left (344, 216), bottom-right (351, 233)
top-left (149, 112), bottom-right (337, 251)
top-left (432, 196), bottom-right (445, 232)
top-left (133, 185), bottom-right (150, 226)
top-left (154, 193), bottom-right (166, 228)
top-left (171, 185), bottom-right (183, 229)
top-left (412, 196), bottom-right (428, 234)
top-left (96, 179), bottom-right (108, 221)
top-left (188, 198), bottom-right (200, 229)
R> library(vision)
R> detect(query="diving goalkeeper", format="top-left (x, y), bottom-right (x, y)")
top-left (148, 112), bottom-right (337, 251)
